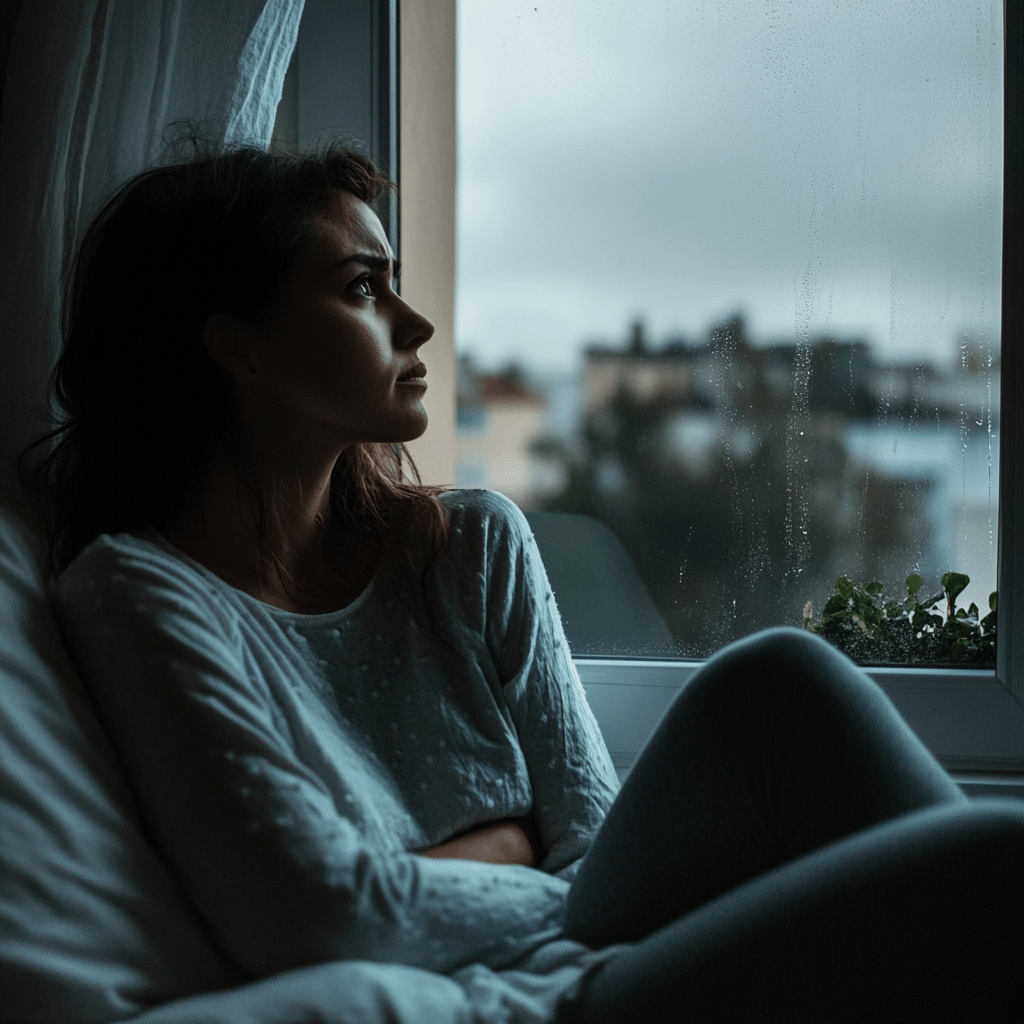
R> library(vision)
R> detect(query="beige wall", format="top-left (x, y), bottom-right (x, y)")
top-left (400, 0), bottom-right (457, 486)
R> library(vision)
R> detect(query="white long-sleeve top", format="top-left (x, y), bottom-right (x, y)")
top-left (54, 489), bottom-right (622, 1022)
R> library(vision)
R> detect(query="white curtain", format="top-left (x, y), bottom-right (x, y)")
top-left (0, 0), bottom-right (305, 503)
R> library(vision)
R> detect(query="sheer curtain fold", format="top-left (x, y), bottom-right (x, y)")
top-left (0, 0), bottom-right (305, 503)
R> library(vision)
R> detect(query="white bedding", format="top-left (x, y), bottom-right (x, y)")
top-left (0, 507), bottom-right (467, 1022)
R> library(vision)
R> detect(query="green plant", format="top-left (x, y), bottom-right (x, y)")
top-left (803, 572), bottom-right (996, 666)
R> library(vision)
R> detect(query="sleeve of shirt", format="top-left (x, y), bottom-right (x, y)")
top-left (473, 493), bottom-right (620, 880)
top-left (54, 538), bottom-right (572, 980)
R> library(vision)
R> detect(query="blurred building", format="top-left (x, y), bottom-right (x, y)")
top-left (583, 317), bottom-right (879, 420)
top-left (571, 316), bottom-right (999, 611)
top-left (455, 356), bottom-right (562, 507)
top-left (583, 321), bottom-right (707, 412)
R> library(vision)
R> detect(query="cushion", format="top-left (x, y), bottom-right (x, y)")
top-left (0, 506), bottom-right (242, 1023)
top-left (127, 961), bottom-right (472, 1024)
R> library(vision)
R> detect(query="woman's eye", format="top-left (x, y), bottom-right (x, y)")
top-left (351, 276), bottom-right (374, 297)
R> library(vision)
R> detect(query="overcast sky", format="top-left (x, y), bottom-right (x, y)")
top-left (454, 0), bottom-right (1003, 375)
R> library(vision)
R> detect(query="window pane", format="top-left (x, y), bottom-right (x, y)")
top-left (455, 1), bottom-right (1002, 663)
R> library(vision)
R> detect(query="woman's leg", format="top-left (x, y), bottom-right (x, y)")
top-left (566, 627), bottom-right (966, 947)
top-left (561, 799), bottom-right (1024, 1023)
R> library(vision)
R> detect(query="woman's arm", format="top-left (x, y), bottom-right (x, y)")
top-left (420, 817), bottom-right (540, 866)
top-left (475, 494), bottom-right (620, 878)
top-left (55, 538), bottom-right (570, 979)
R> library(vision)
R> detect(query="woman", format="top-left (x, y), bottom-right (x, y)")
top-left (22, 144), bottom-right (1023, 1022)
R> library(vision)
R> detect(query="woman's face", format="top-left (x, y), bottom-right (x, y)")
top-left (243, 192), bottom-right (434, 450)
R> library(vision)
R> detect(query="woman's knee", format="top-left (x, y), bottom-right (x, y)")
top-left (628, 628), bottom-right (862, 799)
top-left (683, 626), bottom-right (878, 721)
top-left (663, 625), bottom-right (938, 792)
top-left (942, 797), bottom-right (1024, 854)
top-left (850, 800), bottom-right (1024, 928)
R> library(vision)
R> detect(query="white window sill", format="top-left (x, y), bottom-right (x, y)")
top-left (575, 658), bottom-right (1024, 775)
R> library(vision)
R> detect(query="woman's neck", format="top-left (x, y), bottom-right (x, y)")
top-left (163, 454), bottom-right (378, 613)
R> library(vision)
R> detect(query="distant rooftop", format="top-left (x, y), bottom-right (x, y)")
top-left (458, 354), bottom-right (544, 405)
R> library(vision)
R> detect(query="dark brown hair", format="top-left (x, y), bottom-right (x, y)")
top-left (19, 141), bottom-right (449, 577)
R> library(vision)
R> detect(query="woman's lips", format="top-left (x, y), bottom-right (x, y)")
top-left (396, 362), bottom-right (428, 388)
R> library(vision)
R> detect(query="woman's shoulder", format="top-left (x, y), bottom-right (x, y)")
top-left (57, 529), bottom-right (220, 609)
top-left (427, 490), bottom-right (546, 601)
top-left (439, 488), bottom-right (530, 535)
top-left (437, 488), bottom-right (533, 559)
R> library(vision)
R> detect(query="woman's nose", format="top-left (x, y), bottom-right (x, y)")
top-left (398, 299), bottom-right (435, 348)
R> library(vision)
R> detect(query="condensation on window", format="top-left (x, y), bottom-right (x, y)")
top-left (455, 0), bottom-right (1001, 662)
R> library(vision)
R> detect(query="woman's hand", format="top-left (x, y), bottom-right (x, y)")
top-left (419, 817), bottom-right (540, 867)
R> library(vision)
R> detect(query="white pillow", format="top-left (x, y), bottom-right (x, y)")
top-left (127, 961), bottom-right (472, 1024)
top-left (0, 508), bottom-right (242, 1023)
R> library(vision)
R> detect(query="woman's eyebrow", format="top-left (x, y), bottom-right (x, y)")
top-left (334, 253), bottom-right (400, 276)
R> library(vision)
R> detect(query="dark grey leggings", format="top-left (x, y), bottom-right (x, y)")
top-left (560, 628), bottom-right (1024, 1022)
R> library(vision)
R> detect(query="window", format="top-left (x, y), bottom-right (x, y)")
top-left (451, 1), bottom-right (1024, 774)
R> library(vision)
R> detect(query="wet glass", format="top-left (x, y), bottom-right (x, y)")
top-left (455, 1), bottom-right (1002, 662)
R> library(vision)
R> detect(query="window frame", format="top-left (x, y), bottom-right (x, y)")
top-left (400, 0), bottom-right (1024, 774)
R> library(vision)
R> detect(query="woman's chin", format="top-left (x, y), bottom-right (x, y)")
top-left (388, 409), bottom-right (429, 444)
top-left (408, 405), bottom-right (430, 438)
top-left (402, 416), bottom-right (429, 443)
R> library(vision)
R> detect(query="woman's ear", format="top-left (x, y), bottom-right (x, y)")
top-left (203, 312), bottom-right (261, 383)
